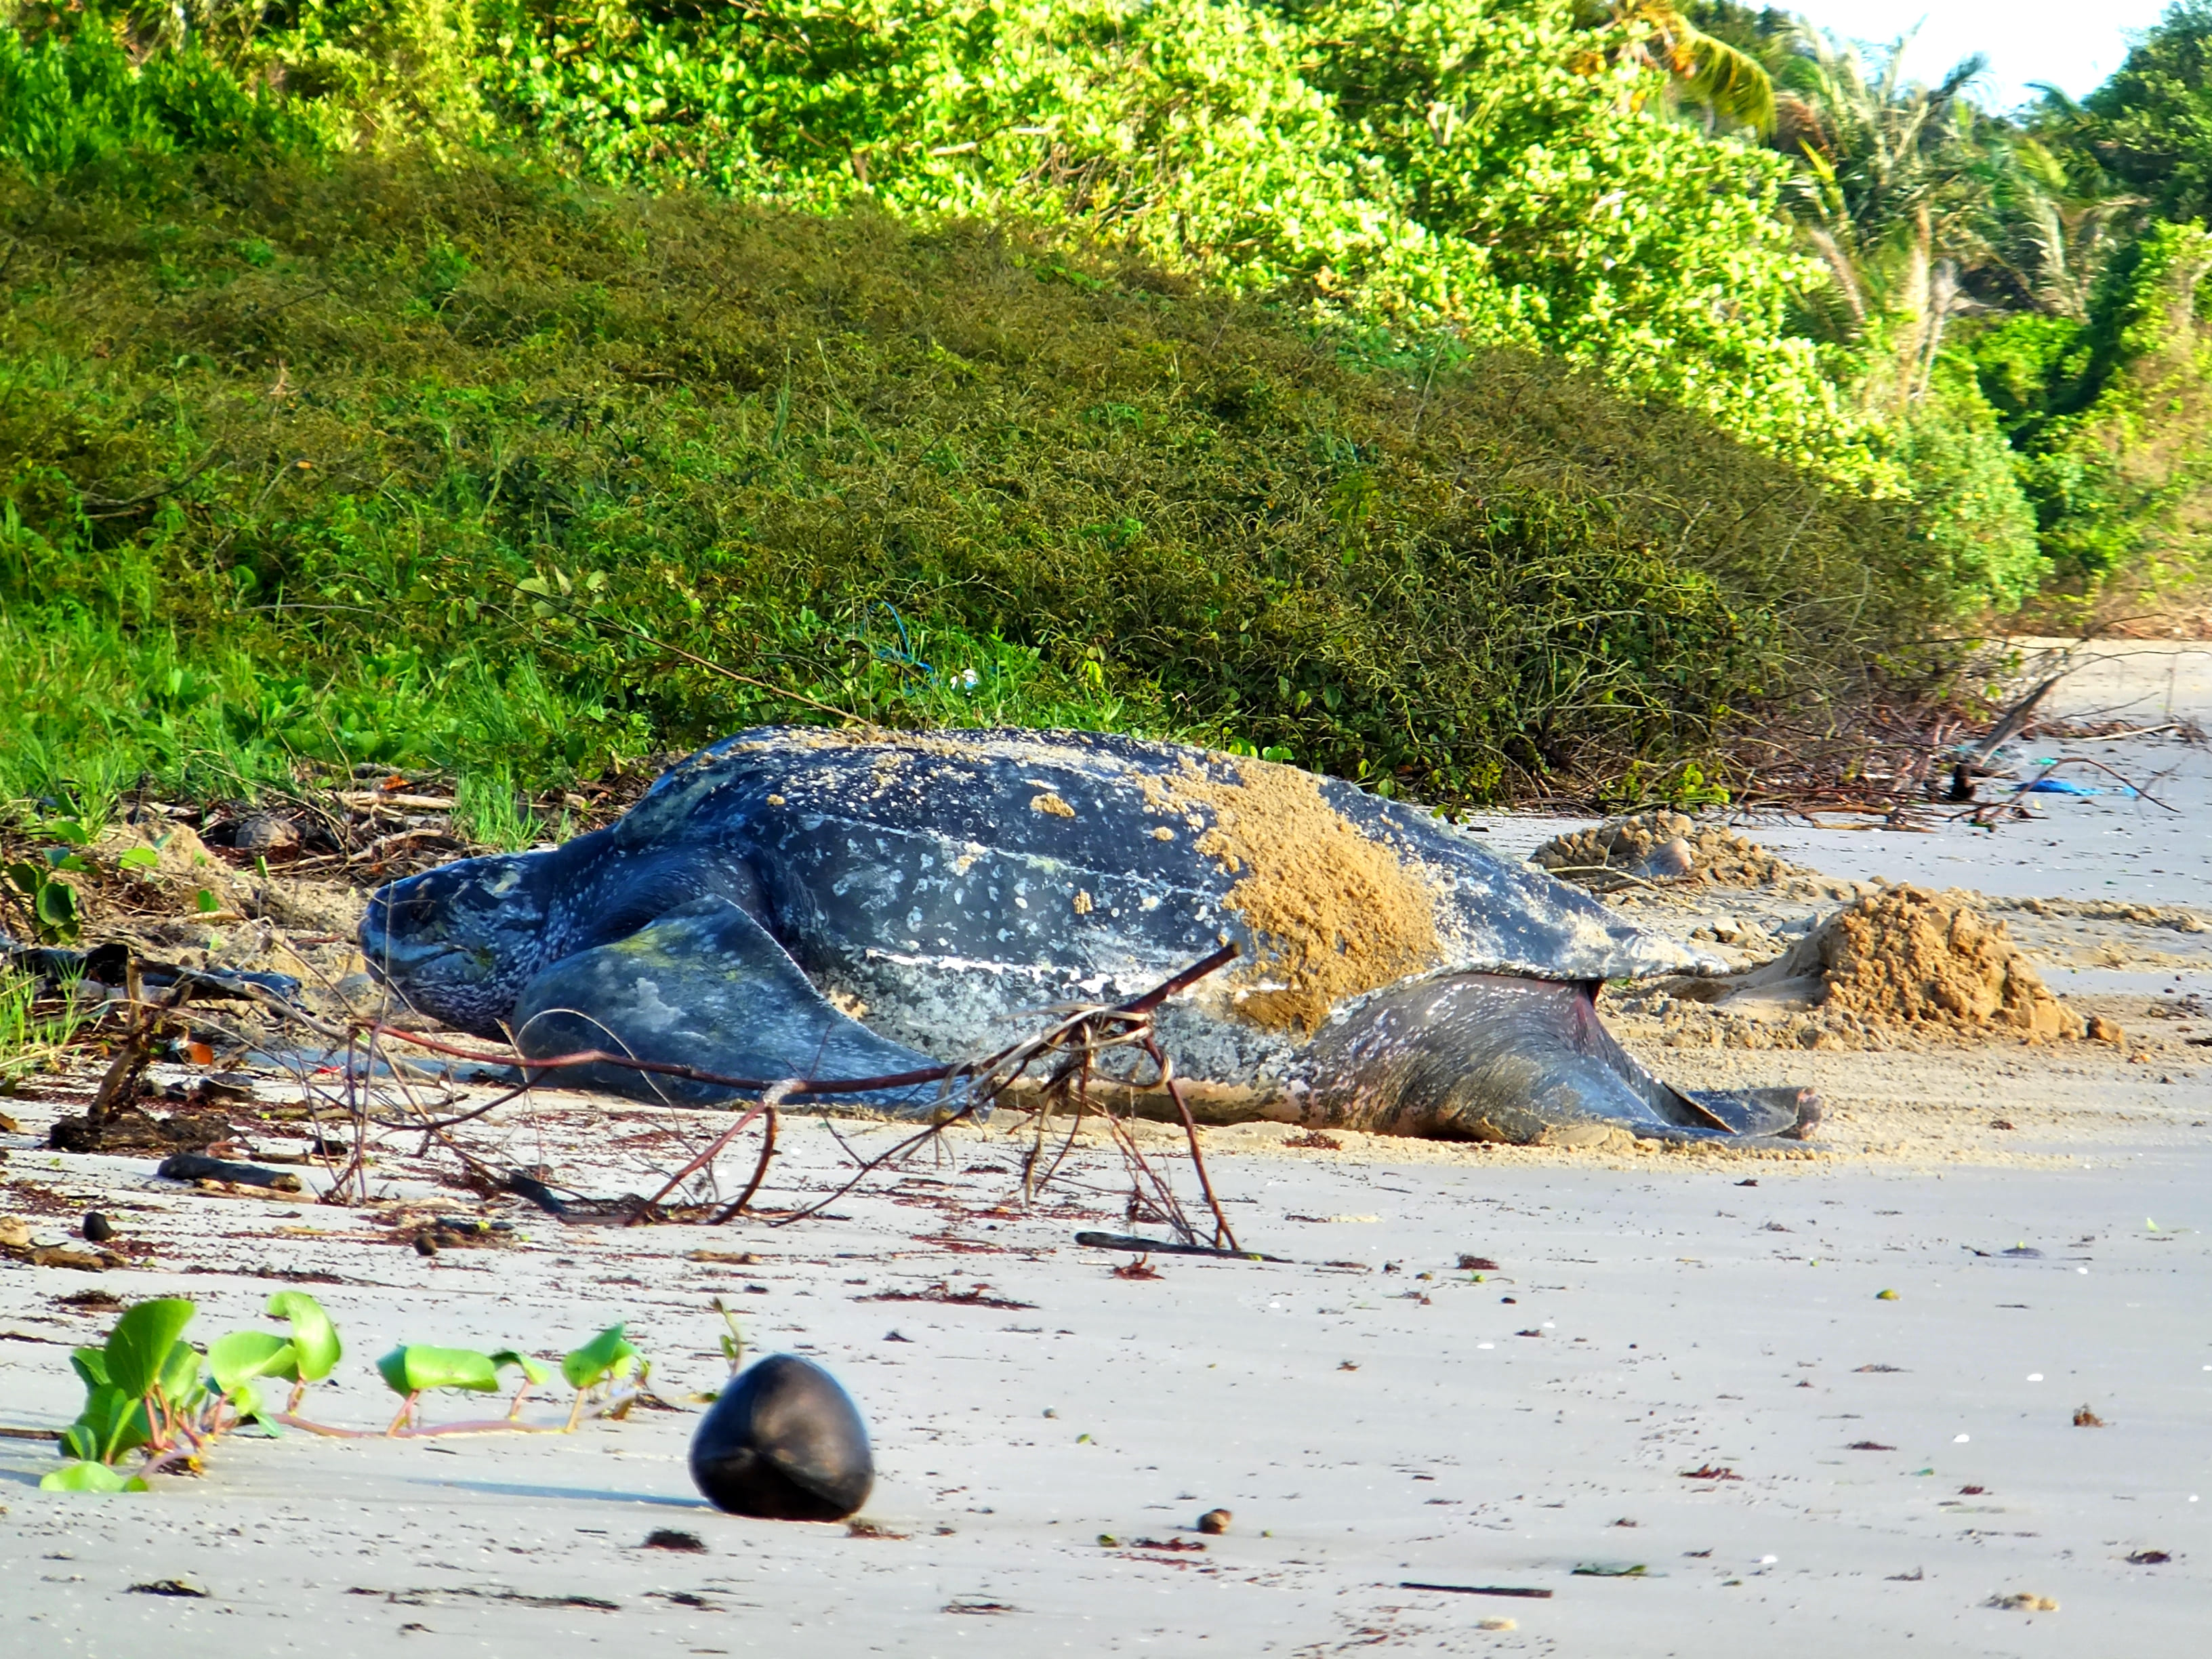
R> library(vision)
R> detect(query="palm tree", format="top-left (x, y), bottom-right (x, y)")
top-left (1972, 94), bottom-right (2139, 319)
top-left (1769, 25), bottom-right (1992, 403)
top-left (1771, 30), bottom-right (2139, 409)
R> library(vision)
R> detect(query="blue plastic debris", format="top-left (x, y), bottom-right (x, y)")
top-left (2018, 775), bottom-right (2137, 798)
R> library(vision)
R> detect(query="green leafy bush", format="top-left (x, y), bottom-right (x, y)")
top-left (0, 16), bottom-right (319, 180)
top-left (17, 1), bottom-right (2212, 623)
top-left (1966, 221), bottom-right (2212, 596)
top-left (5, 2), bottom-right (1877, 475)
top-left (474, 0), bottom-right (1875, 474)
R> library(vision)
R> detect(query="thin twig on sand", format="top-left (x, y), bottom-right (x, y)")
top-left (365, 944), bottom-right (1246, 1244)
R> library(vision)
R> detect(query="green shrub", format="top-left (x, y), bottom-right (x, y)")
top-left (5, 2), bottom-right (1881, 479)
top-left (0, 18), bottom-right (318, 180)
top-left (1966, 222), bottom-right (2212, 596)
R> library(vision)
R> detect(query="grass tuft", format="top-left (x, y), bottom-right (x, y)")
top-left (0, 968), bottom-right (83, 1082)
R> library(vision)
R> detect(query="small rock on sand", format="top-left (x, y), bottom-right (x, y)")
top-left (232, 813), bottom-right (303, 853)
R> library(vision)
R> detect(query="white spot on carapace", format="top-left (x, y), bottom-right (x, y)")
top-left (624, 976), bottom-right (682, 1033)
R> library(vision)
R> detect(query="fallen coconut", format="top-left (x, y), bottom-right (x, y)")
top-left (689, 1354), bottom-right (874, 1521)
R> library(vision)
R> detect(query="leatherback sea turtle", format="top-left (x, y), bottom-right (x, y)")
top-left (361, 728), bottom-right (1818, 1146)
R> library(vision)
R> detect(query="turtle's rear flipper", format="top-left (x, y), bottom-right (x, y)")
top-left (510, 897), bottom-right (964, 1117)
top-left (1301, 973), bottom-right (1818, 1146)
top-left (1680, 1084), bottom-right (1822, 1139)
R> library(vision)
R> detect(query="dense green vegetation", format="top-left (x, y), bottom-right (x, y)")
top-left (5, 1), bottom-right (2212, 821)
top-left (1, 157), bottom-right (1933, 809)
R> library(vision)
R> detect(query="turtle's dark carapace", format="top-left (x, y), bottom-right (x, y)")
top-left (360, 728), bottom-right (1818, 1145)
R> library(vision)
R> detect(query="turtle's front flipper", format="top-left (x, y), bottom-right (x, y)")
top-left (510, 897), bottom-right (963, 1117)
top-left (1300, 973), bottom-right (1818, 1147)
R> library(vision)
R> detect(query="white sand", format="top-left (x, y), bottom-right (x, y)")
top-left (5, 1117), bottom-right (2208, 1657)
top-left (3, 638), bottom-right (2210, 1658)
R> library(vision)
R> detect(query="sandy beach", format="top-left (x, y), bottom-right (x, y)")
top-left (4, 640), bottom-right (2209, 1658)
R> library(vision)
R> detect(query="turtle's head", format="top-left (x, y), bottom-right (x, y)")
top-left (359, 851), bottom-right (558, 1036)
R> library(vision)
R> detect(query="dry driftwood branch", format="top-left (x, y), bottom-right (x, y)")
top-left (623, 1084), bottom-right (793, 1225)
top-left (1969, 674), bottom-right (2064, 762)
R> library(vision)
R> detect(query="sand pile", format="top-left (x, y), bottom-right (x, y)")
top-left (0, 802), bottom-right (373, 945)
top-left (1742, 885), bottom-right (2086, 1041)
top-left (93, 810), bottom-right (243, 917)
top-left (1532, 810), bottom-right (1805, 891)
top-left (4, 806), bottom-right (377, 1042)
top-left (1624, 885), bottom-right (2110, 1050)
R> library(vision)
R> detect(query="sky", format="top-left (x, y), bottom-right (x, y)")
top-left (1784, 1), bottom-right (2178, 111)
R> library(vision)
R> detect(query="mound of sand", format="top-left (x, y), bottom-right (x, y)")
top-left (94, 811), bottom-right (242, 916)
top-left (1719, 885), bottom-right (2087, 1042)
top-left (1532, 810), bottom-right (1805, 891)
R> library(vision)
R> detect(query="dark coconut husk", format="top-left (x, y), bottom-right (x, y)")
top-left (689, 1355), bottom-right (874, 1521)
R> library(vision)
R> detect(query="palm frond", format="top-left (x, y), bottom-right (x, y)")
top-left (1674, 29), bottom-right (1776, 134)
top-left (1576, 1), bottom-right (1778, 134)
